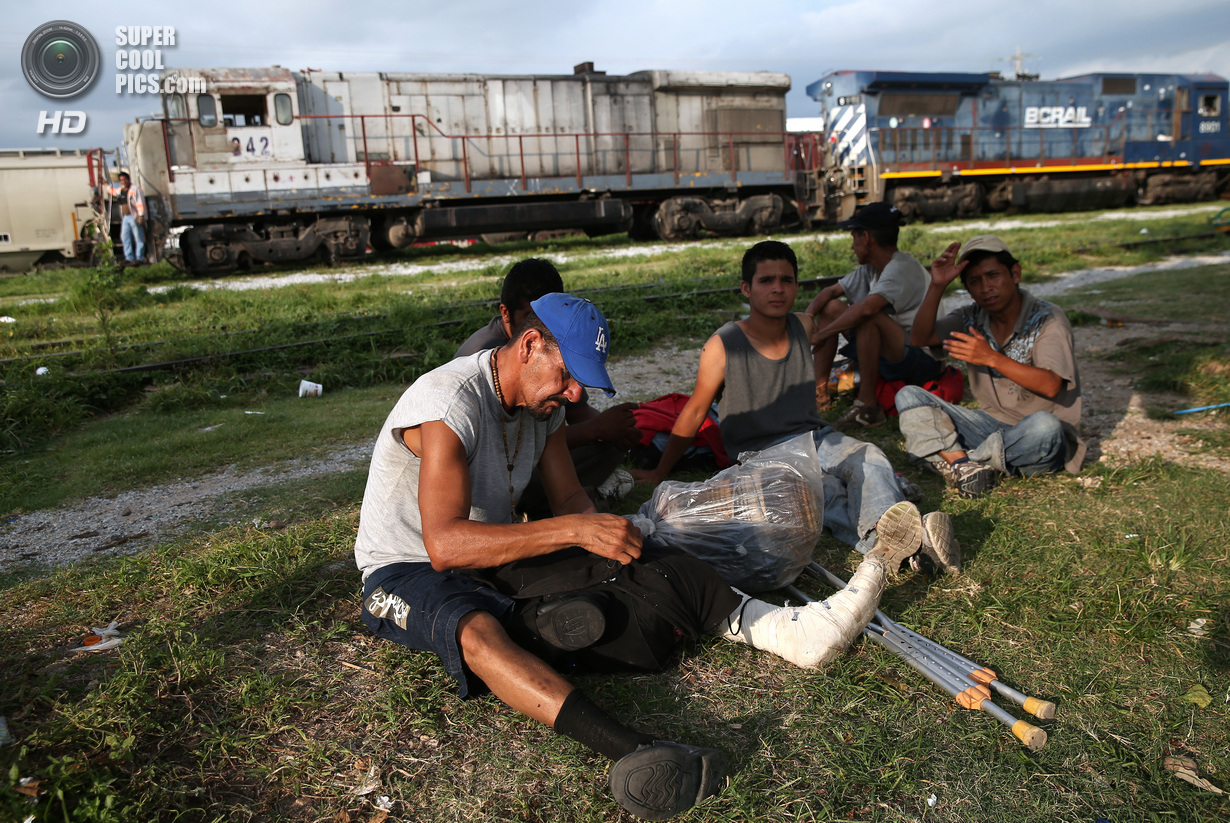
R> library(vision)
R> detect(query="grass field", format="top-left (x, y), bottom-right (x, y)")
top-left (2, 205), bottom-right (1229, 821)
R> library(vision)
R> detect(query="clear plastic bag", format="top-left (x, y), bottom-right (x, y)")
top-left (638, 433), bottom-right (824, 592)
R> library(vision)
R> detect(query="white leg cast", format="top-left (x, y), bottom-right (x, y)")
top-left (717, 556), bottom-right (886, 669)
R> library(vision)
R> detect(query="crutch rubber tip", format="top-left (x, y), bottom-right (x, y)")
top-left (1023, 697), bottom-right (1057, 720)
top-left (1012, 720), bottom-right (1047, 751)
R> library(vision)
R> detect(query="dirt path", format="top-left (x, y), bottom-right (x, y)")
top-left (3, 253), bottom-right (1227, 574)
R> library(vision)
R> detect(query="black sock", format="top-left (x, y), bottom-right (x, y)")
top-left (553, 690), bottom-right (653, 761)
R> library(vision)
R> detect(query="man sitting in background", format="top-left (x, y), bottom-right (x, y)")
top-left (805, 202), bottom-right (939, 429)
top-left (457, 258), bottom-right (641, 516)
top-left (900, 235), bottom-right (1085, 497)
top-left (633, 240), bottom-right (960, 575)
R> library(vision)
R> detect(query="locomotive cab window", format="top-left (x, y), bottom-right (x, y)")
top-left (879, 92), bottom-right (960, 117)
top-left (1198, 95), bottom-right (1221, 117)
top-left (166, 93), bottom-right (187, 120)
top-left (274, 93), bottom-right (293, 125)
top-left (221, 95), bottom-right (268, 127)
top-left (197, 94), bottom-right (218, 128)
top-left (1102, 77), bottom-right (1136, 96)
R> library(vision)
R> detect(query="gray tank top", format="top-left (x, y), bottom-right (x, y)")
top-left (717, 314), bottom-right (823, 461)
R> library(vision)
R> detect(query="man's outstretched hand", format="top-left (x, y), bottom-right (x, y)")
top-left (589, 402), bottom-right (642, 451)
top-left (943, 327), bottom-right (998, 367)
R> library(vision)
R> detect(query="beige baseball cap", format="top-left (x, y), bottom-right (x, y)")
top-left (957, 234), bottom-right (1012, 263)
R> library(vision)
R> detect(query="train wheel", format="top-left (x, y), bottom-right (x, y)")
top-left (654, 197), bottom-right (700, 241)
top-left (480, 232), bottom-right (531, 244)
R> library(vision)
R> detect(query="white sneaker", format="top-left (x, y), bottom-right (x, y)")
top-left (870, 501), bottom-right (924, 571)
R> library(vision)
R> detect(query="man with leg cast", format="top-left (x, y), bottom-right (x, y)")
top-left (356, 292), bottom-right (897, 819)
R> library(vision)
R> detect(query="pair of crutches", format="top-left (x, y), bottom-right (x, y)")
top-left (786, 562), bottom-right (1054, 751)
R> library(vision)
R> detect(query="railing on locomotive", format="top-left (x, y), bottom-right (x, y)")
top-left (868, 105), bottom-right (1206, 170)
top-left (145, 111), bottom-right (801, 194)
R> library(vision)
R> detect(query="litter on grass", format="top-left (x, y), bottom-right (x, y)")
top-left (298, 379), bottom-right (323, 397)
top-left (70, 620), bottom-right (126, 652)
top-left (1163, 756), bottom-right (1225, 794)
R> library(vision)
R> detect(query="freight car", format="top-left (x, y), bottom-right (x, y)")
top-left (807, 70), bottom-right (1230, 222)
top-left (0, 148), bottom-right (108, 273)
top-left (124, 64), bottom-right (815, 273)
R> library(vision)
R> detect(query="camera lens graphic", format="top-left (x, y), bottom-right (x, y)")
top-left (22, 21), bottom-right (100, 99)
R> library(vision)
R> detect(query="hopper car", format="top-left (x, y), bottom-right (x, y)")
top-left (0, 148), bottom-right (110, 273)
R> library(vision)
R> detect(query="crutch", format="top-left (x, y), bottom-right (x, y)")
top-left (804, 562), bottom-right (1056, 719)
top-left (785, 565), bottom-right (1052, 750)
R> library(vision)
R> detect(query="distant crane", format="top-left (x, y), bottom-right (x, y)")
top-left (1001, 47), bottom-right (1039, 81)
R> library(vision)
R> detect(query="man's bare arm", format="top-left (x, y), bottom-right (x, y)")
top-left (804, 282), bottom-right (845, 318)
top-left (630, 334), bottom-right (727, 486)
top-left (911, 241), bottom-right (965, 347)
top-left (414, 421), bottom-right (642, 570)
top-left (564, 402), bottom-right (641, 452)
top-left (810, 293), bottom-right (890, 344)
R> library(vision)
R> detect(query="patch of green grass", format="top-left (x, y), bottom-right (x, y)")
top-left (1055, 260), bottom-right (1230, 325)
top-left (0, 384), bottom-right (396, 515)
top-left (2, 457), bottom-right (1228, 821)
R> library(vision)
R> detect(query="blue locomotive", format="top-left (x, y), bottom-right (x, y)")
top-left (806, 69), bottom-right (1230, 221)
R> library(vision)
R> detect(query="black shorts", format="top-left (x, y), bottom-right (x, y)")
top-left (880, 344), bottom-right (944, 385)
top-left (361, 562), bottom-right (514, 699)
top-left (361, 547), bottom-right (740, 696)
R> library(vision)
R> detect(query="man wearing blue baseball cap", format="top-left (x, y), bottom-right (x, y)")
top-left (356, 292), bottom-right (736, 819)
top-left (456, 261), bottom-right (641, 518)
top-left (354, 291), bottom-right (907, 818)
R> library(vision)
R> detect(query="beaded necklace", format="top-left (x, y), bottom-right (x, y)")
top-left (490, 351), bottom-right (523, 520)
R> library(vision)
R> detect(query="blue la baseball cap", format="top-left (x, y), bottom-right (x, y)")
top-left (530, 293), bottom-right (616, 397)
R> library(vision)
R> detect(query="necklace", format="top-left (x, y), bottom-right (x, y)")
top-left (490, 352), bottom-right (522, 520)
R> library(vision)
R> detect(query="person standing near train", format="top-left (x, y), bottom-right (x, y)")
top-left (104, 171), bottom-right (146, 265)
top-left (899, 235), bottom-right (1085, 497)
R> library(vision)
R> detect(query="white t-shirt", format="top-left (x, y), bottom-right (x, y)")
top-left (837, 250), bottom-right (929, 333)
top-left (354, 349), bottom-right (564, 578)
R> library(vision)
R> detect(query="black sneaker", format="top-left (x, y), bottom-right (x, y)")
top-left (609, 741), bottom-right (726, 820)
top-left (535, 595), bottom-right (607, 651)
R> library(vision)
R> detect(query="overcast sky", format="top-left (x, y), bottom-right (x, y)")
top-left (4, 0), bottom-right (1230, 152)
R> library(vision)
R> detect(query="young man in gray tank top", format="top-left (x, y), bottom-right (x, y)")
top-left (632, 241), bottom-right (960, 575)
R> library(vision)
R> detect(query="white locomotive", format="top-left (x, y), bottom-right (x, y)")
top-left (125, 64), bottom-right (807, 273)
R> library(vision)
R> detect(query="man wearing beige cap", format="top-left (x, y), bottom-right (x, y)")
top-left (901, 236), bottom-right (1085, 497)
